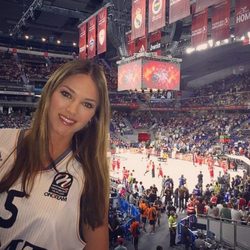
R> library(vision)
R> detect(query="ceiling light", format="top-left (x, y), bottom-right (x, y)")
top-left (208, 39), bottom-right (214, 47)
top-left (57, 40), bottom-right (61, 44)
top-left (196, 43), bottom-right (208, 51)
top-left (186, 47), bottom-right (195, 54)
top-left (215, 41), bottom-right (221, 46)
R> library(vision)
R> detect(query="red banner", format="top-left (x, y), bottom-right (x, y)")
top-left (148, 0), bottom-right (166, 33)
top-left (235, 0), bottom-right (250, 37)
top-left (136, 36), bottom-right (147, 53)
top-left (87, 16), bottom-right (96, 59)
top-left (126, 31), bottom-right (136, 56)
top-left (149, 30), bottom-right (161, 55)
top-left (131, 0), bottom-right (146, 40)
top-left (211, 0), bottom-right (230, 42)
top-left (142, 60), bottom-right (180, 90)
top-left (195, 0), bottom-right (224, 13)
top-left (169, 0), bottom-right (190, 24)
top-left (191, 9), bottom-right (208, 47)
top-left (97, 8), bottom-right (107, 55)
top-left (79, 22), bottom-right (87, 59)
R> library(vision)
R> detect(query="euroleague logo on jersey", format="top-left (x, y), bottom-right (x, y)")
top-left (44, 172), bottom-right (73, 201)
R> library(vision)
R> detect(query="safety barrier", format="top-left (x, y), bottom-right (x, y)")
top-left (117, 196), bottom-right (140, 241)
top-left (197, 215), bottom-right (250, 249)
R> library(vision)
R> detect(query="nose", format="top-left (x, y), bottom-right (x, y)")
top-left (66, 100), bottom-right (78, 115)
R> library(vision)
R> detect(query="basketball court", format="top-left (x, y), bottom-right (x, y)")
top-left (111, 151), bottom-right (244, 193)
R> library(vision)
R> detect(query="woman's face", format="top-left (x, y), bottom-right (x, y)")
top-left (48, 73), bottom-right (99, 143)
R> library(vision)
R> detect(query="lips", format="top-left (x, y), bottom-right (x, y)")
top-left (59, 114), bottom-right (76, 126)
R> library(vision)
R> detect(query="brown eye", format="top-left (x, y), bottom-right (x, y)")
top-left (83, 102), bottom-right (94, 109)
top-left (61, 90), bottom-right (71, 99)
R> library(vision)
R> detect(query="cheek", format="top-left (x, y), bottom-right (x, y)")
top-left (48, 94), bottom-right (62, 119)
top-left (78, 111), bottom-right (96, 127)
top-left (79, 112), bottom-right (93, 124)
top-left (50, 93), bottom-right (65, 111)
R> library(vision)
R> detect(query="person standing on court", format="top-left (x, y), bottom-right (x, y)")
top-left (152, 161), bottom-right (155, 178)
top-left (0, 60), bottom-right (110, 249)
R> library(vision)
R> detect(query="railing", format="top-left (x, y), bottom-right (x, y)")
top-left (197, 215), bottom-right (250, 250)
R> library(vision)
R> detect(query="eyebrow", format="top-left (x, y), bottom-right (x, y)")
top-left (61, 85), bottom-right (97, 104)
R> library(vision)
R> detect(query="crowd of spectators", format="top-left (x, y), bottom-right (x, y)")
top-left (111, 111), bottom-right (134, 135)
top-left (108, 153), bottom-right (250, 248)
top-left (187, 170), bottom-right (250, 225)
top-left (0, 109), bottom-right (249, 158)
top-left (150, 72), bottom-right (250, 109)
top-left (0, 57), bottom-right (250, 249)
top-left (0, 51), bottom-right (250, 158)
top-left (1, 50), bottom-right (249, 111)
top-left (18, 53), bottom-right (50, 81)
top-left (110, 110), bottom-right (249, 158)
top-left (0, 111), bottom-right (31, 128)
top-left (153, 112), bottom-right (250, 156)
top-left (0, 51), bottom-right (119, 91)
top-left (0, 51), bottom-right (22, 84)
top-left (109, 92), bottom-right (139, 105)
top-left (0, 51), bottom-right (71, 87)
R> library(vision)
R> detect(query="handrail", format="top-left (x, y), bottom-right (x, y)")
top-left (196, 214), bottom-right (250, 249)
top-left (197, 213), bottom-right (250, 225)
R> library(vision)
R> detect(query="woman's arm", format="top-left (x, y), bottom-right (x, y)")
top-left (83, 221), bottom-right (109, 250)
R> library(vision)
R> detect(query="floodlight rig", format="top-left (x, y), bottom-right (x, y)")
top-left (10, 0), bottom-right (43, 36)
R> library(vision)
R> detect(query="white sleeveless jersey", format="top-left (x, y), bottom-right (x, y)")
top-left (0, 129), bottom-right (86, 250)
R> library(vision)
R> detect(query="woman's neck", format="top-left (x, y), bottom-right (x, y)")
top-left (49, 141), bottom-right (71, 160)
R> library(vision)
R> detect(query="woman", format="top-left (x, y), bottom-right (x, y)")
top-left (0, 60), bottom-right (110, 249)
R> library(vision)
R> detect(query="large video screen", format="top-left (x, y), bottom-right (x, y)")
top-left (142, 60), bottom-right (180, 90)
top-left (118, 59), bottom-right (142, 91)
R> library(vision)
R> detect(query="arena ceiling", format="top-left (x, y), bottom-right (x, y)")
top-left (0, 0), bottom-right (249, 89)
top-left (181, 41), bottom-right (250, 88)
top-left (0, 0), bottom-right (105, 44)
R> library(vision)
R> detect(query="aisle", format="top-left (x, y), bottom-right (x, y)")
top-left (117, 213), bottom-right (186, 250)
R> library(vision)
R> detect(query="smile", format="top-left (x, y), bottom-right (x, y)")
top-left (59, 114), bottom-right (76, 126)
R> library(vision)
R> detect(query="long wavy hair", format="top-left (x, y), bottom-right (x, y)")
top-left (0, 59), bottom-right (110, 230)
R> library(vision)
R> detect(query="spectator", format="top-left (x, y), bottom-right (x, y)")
top-left (168, 210), bottom-right (178, 247)
top-left (231, 204), bottom-right (242, 222)
top-left (114, 237), bottom-right (127, 250)
top-left (220, 203), bottom-right (232, 221)
top-left (130, 218), bottom-right (140, 250)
